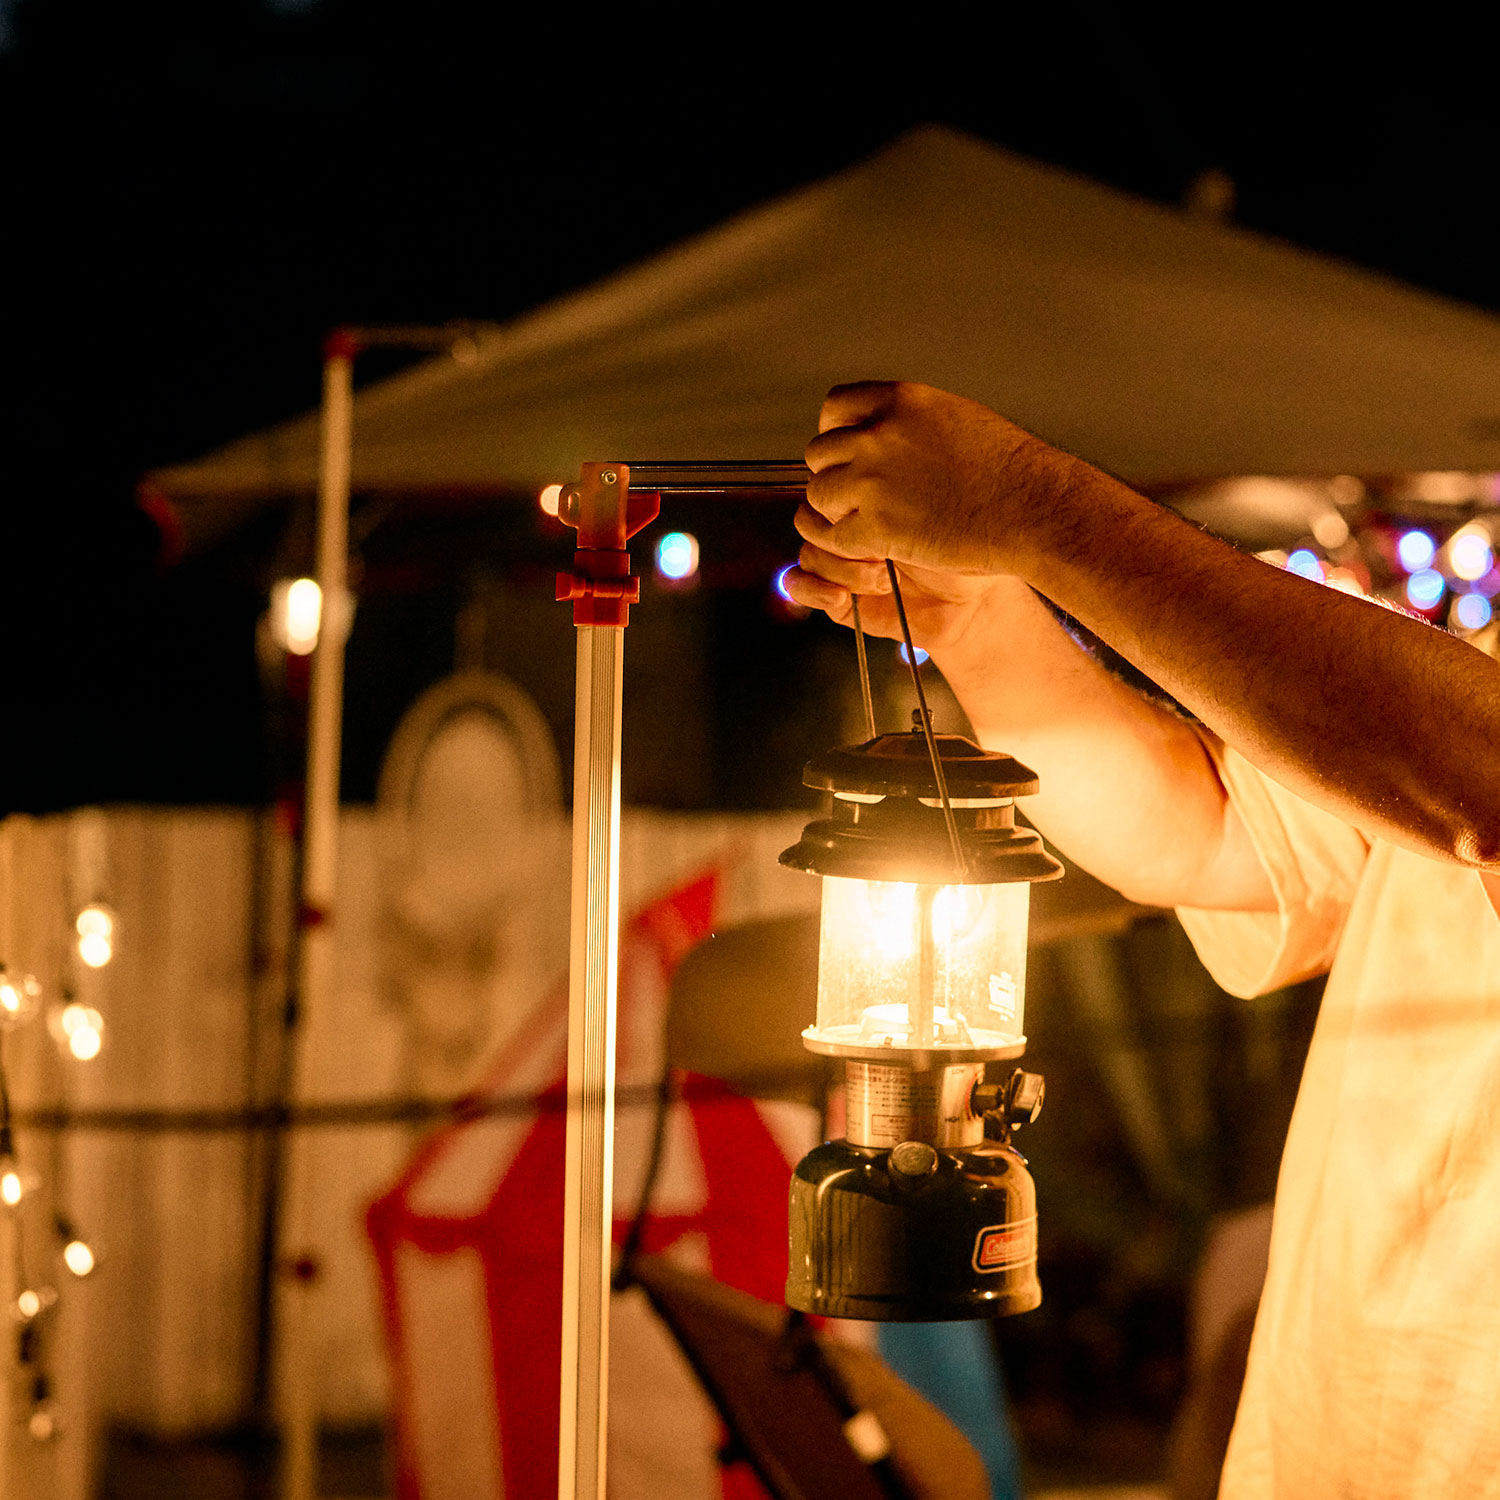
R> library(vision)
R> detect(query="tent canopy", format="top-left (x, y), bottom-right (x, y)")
top-left (150, 126), bottom-right (1500, 544)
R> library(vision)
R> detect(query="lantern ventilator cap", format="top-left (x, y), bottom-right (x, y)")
top-left (780, 730), bottom-right (1064, 886)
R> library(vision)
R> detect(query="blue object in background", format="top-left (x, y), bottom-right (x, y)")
top-left (877, 1321), bottom-right (1023, 1499)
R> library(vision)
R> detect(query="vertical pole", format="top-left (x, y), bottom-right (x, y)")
top-left (281, 332), bottom-right (355, 1500)
top-left (554, 464), bottom-right (655, 1500)
top-left (558, 625), bottom-right (624, 1500)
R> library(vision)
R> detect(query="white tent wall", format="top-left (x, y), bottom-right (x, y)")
top-left (151, 126), bottom-right (1500, 543)
top-left (0, 804), bottom-right (818, 1500)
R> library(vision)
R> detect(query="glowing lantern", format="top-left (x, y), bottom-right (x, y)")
top-left (780, 723), bottom-right (1061, 1320)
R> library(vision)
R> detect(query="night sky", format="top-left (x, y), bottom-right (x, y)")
top-left (7, 5), bottom-right (1499, 811)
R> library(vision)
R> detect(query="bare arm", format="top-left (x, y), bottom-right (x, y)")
top-left (788, 551), bottom-right (1274, 911)
top-left (788, 381), bottom-right (1500, 908)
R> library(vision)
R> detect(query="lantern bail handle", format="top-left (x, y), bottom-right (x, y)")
top-left (885, 559), bottom-right (968, 879)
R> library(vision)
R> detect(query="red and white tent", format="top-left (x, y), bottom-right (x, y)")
top-left (367, 869), bottom-right (820, 1500)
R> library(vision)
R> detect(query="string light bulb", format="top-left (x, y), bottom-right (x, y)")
top-left (50, 1002), bottom-right (104, 1062)
top-left (26, 1377), bottom-right (59, 1444)
top-left (62, 1238), bottom-right (96, 1278)
top-left (13, 1286), bottom-right (55, 1323)
top-left (269, 577), bottom-right (323, 655)
top-left (75, 903), bottom-right (116, 968)
top-left (0, 966), bottom-right (41, 1028)
top-left (2, 1164), bottom-right (25, 1209)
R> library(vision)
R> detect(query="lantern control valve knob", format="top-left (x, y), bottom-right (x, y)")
top-left (972, 1069), bottom-right (1046, 1130)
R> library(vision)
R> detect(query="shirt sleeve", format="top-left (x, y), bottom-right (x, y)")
top-left (1175, 734), bottom-right (1370, 998)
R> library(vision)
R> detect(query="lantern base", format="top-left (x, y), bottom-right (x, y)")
top-left (786, 1138), bottom-right (1041, 1321)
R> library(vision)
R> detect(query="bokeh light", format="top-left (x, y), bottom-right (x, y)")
top-left (0, 969), bottom-right (40, 1027)
top-left (270, 577), bottom-right (323, 656)
top-left (1397, 530), bottom-right (1436, 572)
top-left (62, 1240), bottom-right (96, 1278)
top-left (1285, 549), bottom-right (1325, 582)
top-left (898, 643), bottom-right (931, 666)
top-left (654, 531), bottom-right (700, 582)
top-left (1449, 528), bottom-right (1495, 583)
top-left (76, 904), bottom-right (116, 968)
top-left (538, 483), bottom-right (563, 517)
top-left (1454, 594), bottom-right (1493, 630)
top-left (773, 564), bottom-right (797, 603)
top-left (1406, 569), bottom-right (1446, 609)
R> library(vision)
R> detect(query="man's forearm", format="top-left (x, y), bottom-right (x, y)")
top-left (932, 579), bottom-right (1275, 910)
top-left (1015, 465), bottom-right (1500, 870)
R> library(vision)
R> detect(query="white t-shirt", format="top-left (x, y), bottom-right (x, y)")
top-left (1177, 739), bottom-right (1500, 1499)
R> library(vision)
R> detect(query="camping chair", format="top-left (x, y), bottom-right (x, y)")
top-left (614, 912), bottom-right (990, 1500)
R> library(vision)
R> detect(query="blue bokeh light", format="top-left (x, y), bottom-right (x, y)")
top-left (898, 642), bottom-right (931, 666)
top-left (1397, 529), bottom-right (1437, 572)
top-left (1286, 549), bottom-right (1325, 582)
top-left (773, 563), bottom-right (797, 603)
top-left (655, 531), bottom-right (699, 581)
top-left (1454, 594), bottom-right (1493, 630)
top-left (1406, 568), bottom-right (1446, 609)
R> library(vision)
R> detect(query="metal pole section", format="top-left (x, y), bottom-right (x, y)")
top-left (553, 462), bottom-right (655, 1500)
top-left (281, 332), bottom-right (355, 1500)
top-left (558, 624), bottom-right (624, 1500)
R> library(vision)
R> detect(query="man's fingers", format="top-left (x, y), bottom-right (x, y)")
top-left (781, 568), bottom-right (852, 621)
top-left (817, 381), bottom-right (899, 434)
top-left (794, 501), bottom-right (888, 562)
top-left (796, 540), bottom-right (891, 595)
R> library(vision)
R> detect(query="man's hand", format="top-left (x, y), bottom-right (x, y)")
top-left (797, 380), bottom-right (1078, 577)
top-left (783, 540), bottom-right (1002, 657)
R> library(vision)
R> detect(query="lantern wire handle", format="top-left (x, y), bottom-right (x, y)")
top-left (885, 560), bottom-right (967, 879)
top-left (849, 596), bottom-right (878, 741)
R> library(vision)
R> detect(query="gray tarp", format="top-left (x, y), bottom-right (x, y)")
top-left (149, 126), bottom-right (1500, 542)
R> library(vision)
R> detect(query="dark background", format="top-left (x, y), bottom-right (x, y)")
top-left (6, 4), bottom-right (1497, 811)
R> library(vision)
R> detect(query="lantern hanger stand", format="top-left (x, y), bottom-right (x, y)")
top-left (554, 456), bottom-right (1057, 1500)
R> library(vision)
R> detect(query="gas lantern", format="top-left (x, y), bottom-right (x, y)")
top-left (781, 595), bottom-right (1062, 1320)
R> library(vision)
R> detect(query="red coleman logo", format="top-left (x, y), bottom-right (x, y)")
top-left (973, 1218), bottom-right (1037, 1274)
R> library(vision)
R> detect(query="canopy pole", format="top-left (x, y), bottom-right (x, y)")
top-left (555, 464), bottom-right (657, 1500)
top-left (281, 329), bottom-right (355, 1500)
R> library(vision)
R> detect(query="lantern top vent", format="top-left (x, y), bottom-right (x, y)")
top-left (802, 730), bottom-right (1040, 802)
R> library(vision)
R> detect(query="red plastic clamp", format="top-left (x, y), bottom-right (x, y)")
top-left (554, 463), bottom-right (661, 627)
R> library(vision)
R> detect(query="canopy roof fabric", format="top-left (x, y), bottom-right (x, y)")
top-left (150, 127), bottom-right (1500, 535)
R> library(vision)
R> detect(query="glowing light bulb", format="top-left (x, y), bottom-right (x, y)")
top-left (1455, 594), bottom-right (1493, 630)
top-left (2, 1169), bottom-right (24, 1208)
top-left (1311, 511), bottom-right (1351, 549)
top-left (1406, 569), bottom-right (1446, 609)
top-left (1449, 527), bottom-right (1495, 583)
top-left (1285, 549), bottom-right (1325, 582)
top-left (269, 577), bottom-right (323, 655)
top-left (0, 969), bottom-right (40, 1027)
top-left (27, 1401), bottom-right (58, 1444)
top-left (1398, 530), bottom-right (1436, 572)
top-left (538, 483), bottom-right (563, 517)
top-left (655, 531), bottom-right (700, 582)
top-left (62, 1239), bottom-right (96, 1278)
top-left (75, 903), bottom-right (116, 968)
top-left (68, 1024), bottom-right (103, 1062)
top-left (55, 1003), bottom-right (104, 1061)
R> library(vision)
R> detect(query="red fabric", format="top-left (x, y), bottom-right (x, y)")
top-left (368, 868), bottom-right (798, 1500)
